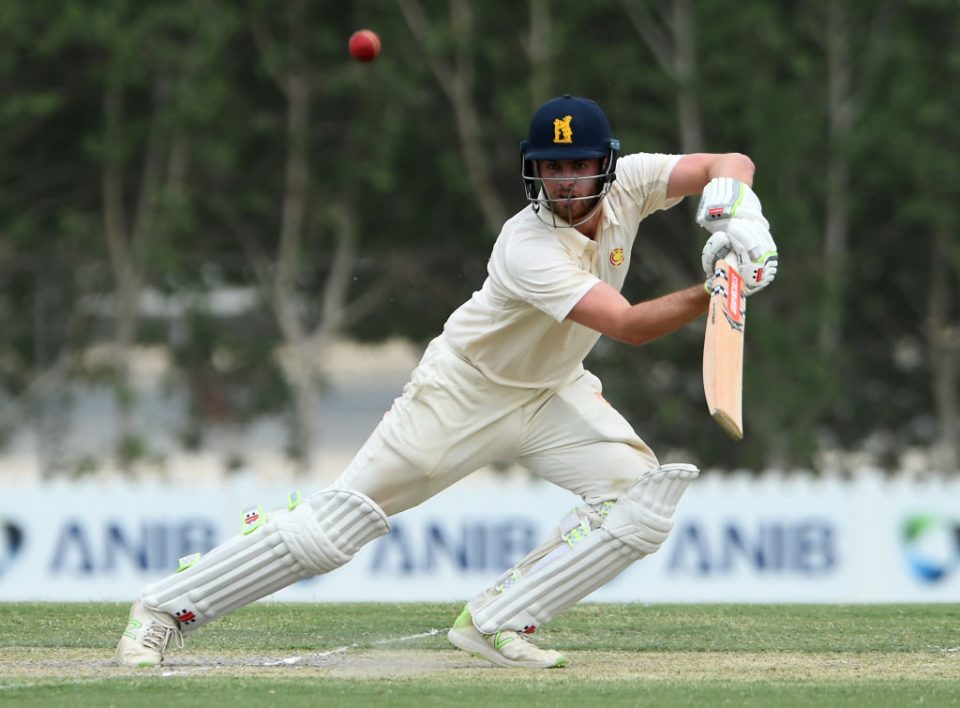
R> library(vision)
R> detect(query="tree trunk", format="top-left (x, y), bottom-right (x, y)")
top-left (286, 347), bottom-right (319, 470)
top-left (527, 0), bottom-right (552, 108)
top-left (620, 0), bottom-right (703, 153)
top-left (395, 0), bottom-right (508, 235)
top-left (244, 1), bottom-right (397, 476)
top-left (102, 70), bottom-right (183, 471)
top-left (927, 226), bottom-right (960, 472)
top-left (620, 0), bottom-right (705, 284)
top-left (671, 0), bottom-right (704, 155)
top-left (272, 0), bottom-right (314, 473)
top-left (820, 1), bottom-right (853, 358)
top-left (101, 82), bottom-right (142, 466)
top-left (31, 272), bottom-right (68, 478)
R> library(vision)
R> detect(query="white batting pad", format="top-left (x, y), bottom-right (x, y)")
top-left (471, 464), bottom-right (698, 634)
top-left (141, 489), bottom-right (389, 631)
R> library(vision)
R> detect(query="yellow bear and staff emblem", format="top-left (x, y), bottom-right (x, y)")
top-left (553, 115), bottom-right (573, 143)
top-left (609, 248), bottom-right (624, 267)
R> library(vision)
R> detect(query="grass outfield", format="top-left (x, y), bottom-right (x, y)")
top-left (1, 603), bottom-right (958, 706)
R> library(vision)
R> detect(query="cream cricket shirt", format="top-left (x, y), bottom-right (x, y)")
top-left (442, 152), bottom-right (683, 389)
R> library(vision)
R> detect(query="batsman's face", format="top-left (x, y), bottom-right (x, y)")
top-left (537, 158), bottom-right (605, 222)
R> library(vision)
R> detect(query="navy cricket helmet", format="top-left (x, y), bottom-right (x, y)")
top-left (521, 95), bottom-right (621, 226)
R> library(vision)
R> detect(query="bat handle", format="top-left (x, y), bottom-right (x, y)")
top-left (713, 251), bottom-right (737, 274)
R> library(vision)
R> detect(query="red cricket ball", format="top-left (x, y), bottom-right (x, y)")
top-left (348, 29), bottom-right (381, 63)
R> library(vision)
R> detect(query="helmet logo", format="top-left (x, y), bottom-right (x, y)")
top-left (609, 248), bottom-right (624, 267)
top-left (553, 115), bottom-right (573, 144)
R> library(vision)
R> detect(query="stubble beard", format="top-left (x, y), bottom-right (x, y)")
top-left (553, 193), bottom-right (597, 223)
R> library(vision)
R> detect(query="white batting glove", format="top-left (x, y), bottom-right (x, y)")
top-left (701, 223), bottom-right (779, 295)
top-left (701, 231), bottom-right (733, 276)
top-left (726, 219), bottom-right (778, 293)
top-left (702, 233), bottom-right (733, 295)
top-left (696, 177), bottom-right (769, 233)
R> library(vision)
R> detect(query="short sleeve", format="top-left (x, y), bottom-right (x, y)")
top-left (501, 236), bottom-right (600, 323)
top-left (613, 153), bottom-right (684, 218)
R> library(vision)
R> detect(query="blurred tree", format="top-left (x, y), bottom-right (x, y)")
top-left (92, 1), bottom-right (198, 467)
top-left (0, 2), bottom-right (74, 475)
top-left (395, 0), bottom-right (520, 235)
top-left (0, 0), bottom-right (954, 477)
top-left (848, 0), bottom-right (960, 472)
top-left (202, 0), bottom-right (439, 471)
top-left (619, 0), bottom-right (704, 155)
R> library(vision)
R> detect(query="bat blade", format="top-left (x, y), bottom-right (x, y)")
top-left (703, 254), bottom-right (745, 440)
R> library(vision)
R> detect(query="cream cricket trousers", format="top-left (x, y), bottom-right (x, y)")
top-left (334, 335), bottom-right (659, 516)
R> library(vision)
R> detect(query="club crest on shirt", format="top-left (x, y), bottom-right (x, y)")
top-left (609, 247), bottom-right (624, 267)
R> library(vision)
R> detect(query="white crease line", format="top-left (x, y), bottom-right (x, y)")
top-left (262, 656), bottom-right (304, 666)
top-left (0, 627), bottom-right (446, 685)
top-left (262, 627), bottom-right (441, 667)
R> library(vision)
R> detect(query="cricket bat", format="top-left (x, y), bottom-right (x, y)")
top-left (703, 252), bottom-right (746, 440)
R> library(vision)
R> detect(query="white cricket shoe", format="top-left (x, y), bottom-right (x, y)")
top-left (116, 599), bottom-right (183, 667)
top-left (447, 606), bottom-right (567, 669)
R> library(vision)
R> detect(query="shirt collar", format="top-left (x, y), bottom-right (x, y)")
top-left (530, 208), bottom-right (593, 255)
top-left (556, 223), bottom-right (594, 255)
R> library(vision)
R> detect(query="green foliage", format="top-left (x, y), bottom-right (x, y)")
top-left (0, 0), bottom-right (955, 471)
top-left (167, 306), bottom-right (289, 424)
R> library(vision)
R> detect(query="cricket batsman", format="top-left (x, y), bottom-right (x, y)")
top-left (117, 95), bottom-right (778, 669)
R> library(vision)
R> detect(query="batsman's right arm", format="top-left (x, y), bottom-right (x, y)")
top-left (567, 281), bottom-right (708, 347)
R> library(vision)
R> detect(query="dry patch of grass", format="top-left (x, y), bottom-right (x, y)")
top-left (3, 647), bottom-right (958, 685)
